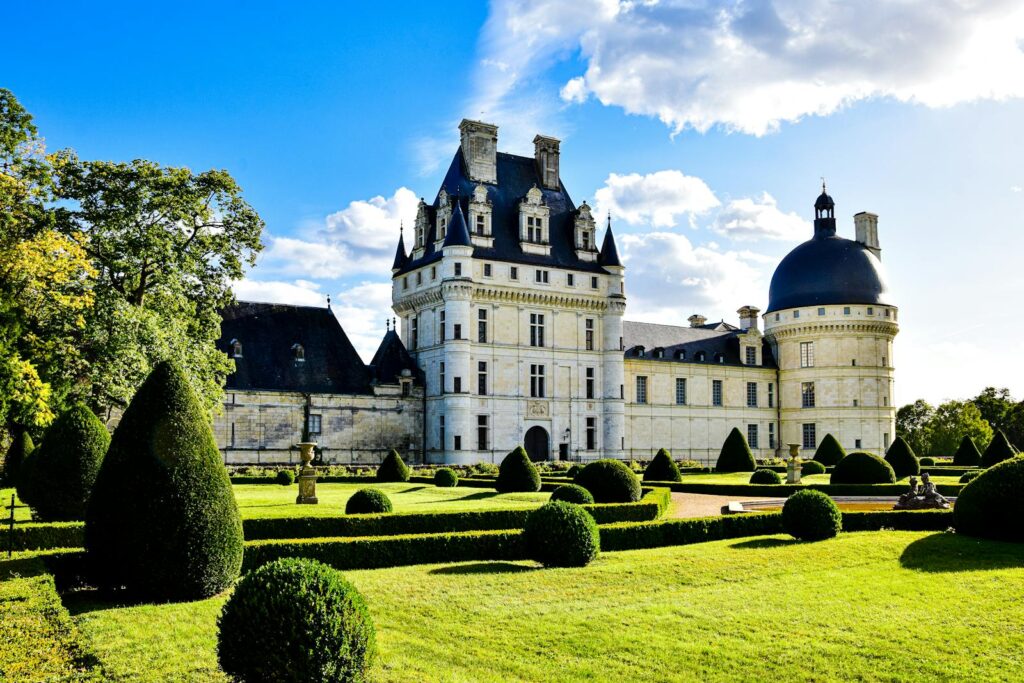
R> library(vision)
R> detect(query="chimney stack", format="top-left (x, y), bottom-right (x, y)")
top-left (737, 306), bottom-right (761, 331)
top-left (459, 119), bottom-right (498, 185)
top-left (688, 314), bottom-right (707, 328)
top-left (533, 134), bottom-right (560, 190)
top-left (854, 212), bottom-right (881, 260)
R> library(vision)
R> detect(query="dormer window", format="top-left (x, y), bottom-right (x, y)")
top-left (695, 351), bottom-right (706, 362)
top-left (653, 347), bottom-right (664, 359)
top-left (675, 349), bottom-right (686, 360)
top-left (574, 201), bottom-right (598, 261)
top-left (715, 353), bottom-right (725, 364)
top-left (526, 216), bottom-right (543, 242)
top-left (413, 199), bottom-right (429, 250)
top-left (435, 189), bottom-right (451, 244)
top-left (519, 185), bottom-right (551, 255)
top-left (469, 184), bottom-right (493, 245)
top-left (231, 339), bottom-right (242, 358)
top-left (291, 344), bottom-right (305, 362)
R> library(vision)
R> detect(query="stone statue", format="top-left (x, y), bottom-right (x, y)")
top-left (894, 471), bottom-right (950, 510)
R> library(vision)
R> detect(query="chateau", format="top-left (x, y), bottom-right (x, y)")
top-left (213, 120), bottom-right (897, 466)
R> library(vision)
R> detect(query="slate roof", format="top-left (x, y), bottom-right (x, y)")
top-left (218, 302), bottom-right (374, 394)
top-left (396, 150), bottom-right (613, 275)
top-left (622, 320), bottom-right (777, 369)
top-left (368, 329), bottom-right (422, 385)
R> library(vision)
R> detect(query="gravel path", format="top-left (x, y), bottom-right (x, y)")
top-left (668, 492), bottom-right (768, 518)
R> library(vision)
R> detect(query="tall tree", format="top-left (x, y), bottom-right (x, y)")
top-left (972, 387), bottom-right (1024, 451)
top-left (896, 399), bottom-right (934, 458)
top-left (927, 400), bottom-right (993, 458)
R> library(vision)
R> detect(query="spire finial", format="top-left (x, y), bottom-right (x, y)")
top-left (399, 220), bottom-right (403, 235)
top-left (821, 177), bottom-right (826, 193)
top-left (392, 316), bottom-right (397, 330)
top-left (606, 211), bottom-right (612, 229)
top-left (326, 294), bottom-right (331, 310)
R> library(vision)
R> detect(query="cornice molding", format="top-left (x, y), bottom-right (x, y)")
top-left (765, 320), bottom-right (898, 341)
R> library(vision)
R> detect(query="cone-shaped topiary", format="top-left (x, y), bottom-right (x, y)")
top-left (813, 434), bottom-right (846, 466)
top-left (575, 459), bottom-right (641, 503)
top-left (955, 455), bottom-right (1024, 541)
top-left (523, 501), bottom-right (600, 568)
top-left (953, 435), bottom-right (983, 467)
top-left (27, 404), bottom-right (110, 521)
top-left (643, 448), bottom-right (682, 482)
top-left (830, 452), bottom-right (896, 484)
top-left (218, 557), bottom-right (376, 683)
top-left (884, 436), bottom-right (920, 479)
top-left (376, 449), bottom-right (411, 482)
top-left (549, 483), bottom-right (595, 504)
top-left (345, 488), bottom-right (393, 514)
top-left (801, 460), bottom-right (826, 475)
top-left (782, 490), bottom-right (842, 541)
top-left (749, 468), bottom-right (782, 484)
top-left (981, 431), bottom-right (1015, 468)
top-left (715, 428), bottom-right (756, 472)
top-left (85, 361), bottom-right (244, 600)
top-left (2, 430), bottom-right (33, 489)
top-left (494, 446), bottom-right (541, 493)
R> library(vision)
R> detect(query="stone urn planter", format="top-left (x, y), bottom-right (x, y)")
top-left (295, 441), bottom-right (319, 504)
top-left (786, 443), bottom-right (802, 484)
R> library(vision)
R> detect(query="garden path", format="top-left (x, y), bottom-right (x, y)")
top-left (669, 492), bottom-right (763, 518)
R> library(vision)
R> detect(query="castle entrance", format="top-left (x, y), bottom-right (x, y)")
top-left (524, 426), bottom-right (550, 462)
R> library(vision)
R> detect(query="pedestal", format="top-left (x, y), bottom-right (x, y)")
top-left (786, 443), bottom-right (802, 484)
top-left (295, 442), bottom-right (319, 505)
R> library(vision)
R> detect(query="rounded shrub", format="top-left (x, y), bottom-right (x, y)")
top-left (801, 460), bottom-right (826, 475)
top-left (345, 488), bottom-right (393, 515)
top-left (643, 448), bottom-right (682, 482)
top-left (715, 428), bottom-right (756, 472)
top-left (523, 501), bottom-right (600, 568)
top-left (981, 430), bottom-right (1015, 468)
top-left (549, 483), bottom-right (595, 505)
top-left (749, 468), bottom-right (782, 484)
top-left (275, 469), bottom-right (295, 486)
top-left (575, 459), bottom-right (641, 503)
top-left (884, 436), bottom-right (920, 479)
top-left (959, 470), bottom-right (982, 484)
top-left (85, 361), bottom-right (244, 601)
top-left (28, 404), bottom-right (110, 522)
top-left (953, 435), bottom-right (983, 467)
top-left (830, 452), bottom-right (897, 485)
top-left (376, 449), bottom-right (411, 482)
top-left (566, 464), bottom-right (583, 480)
top-left (782, 490), bottom-right (842, 541)
top-left (919, 457), bottom-right (935, 467)
top-left (3, 430), bottom-right (34, 490)
top-left (433, 467), bottom-right (458, 488)
top-left (218, 558), bottom-right (375, 683)
top-left (494, 446), bottom-right (541, 493)
top-left (955, 455), bottom-right (1024, 541)
top-left (813, 433), bottom-right (846, 466)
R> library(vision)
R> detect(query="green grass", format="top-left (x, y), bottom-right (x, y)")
top-left (0, 487), bottom-right (32, 522)
top-left (233, 482), bottom-right (551, 519)
top-left (65, 531), bottom-right (1024, 682)
top-left (681, 472), bottom-right (963, 486)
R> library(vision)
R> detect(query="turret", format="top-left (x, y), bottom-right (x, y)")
top-left (391, 223), bottom-right (407, 274)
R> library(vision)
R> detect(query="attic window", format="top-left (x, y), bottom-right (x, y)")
top-left (633, 346), bottom-right (645, 357)
top-left (653, 348), bottom-right (664, 359)
top-left (675, 350), bottom-right (686, 360)
top-left (695, 351), bottom-right (706, 362)
top-left (231, 339), bottom-right (242, 358)
top-left (291, 344), bottom-right (305, 362)
top-left (715, 353), bottom-right (725, 364)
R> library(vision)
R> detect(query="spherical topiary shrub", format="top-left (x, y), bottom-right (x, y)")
top-left (523, 501), bottom-right (600, 568)
top-left (433, 467), bottom-right (458, 488)
top-left (830, 452), bottom-right (897, 485)
top-left (345, 488), bottom-right (393, 515)
top-left (276, 469), bottom-right (295, 486)
top-left (919, 457), bottom-right (935, 467)
top-left (218, 558), bottom-right (375, 683)
top-left (549, 483), bottom-right (595, 505)
top-left (494, 446), bottom-right (541, 493)
top-left (959, 470), bottom-right (982, 484)
top-left (953, 435), bottom-right (983, 467)
top-left (85, 361), bottom-right (244, 601)
top-left (566, 464), bottom-right (583, 480)
top-left (981, 431), bottom-right (1015, 468)
top-left (813, 433), bottom-right (846, 466)
top-left (782, 490), bottom-right (842, 541)
top-left (26, 405), bottom-right (110, 522)
top-left (376, 449), bottom-right (411, 482)
top-left (3, 430), bottom-right (33, 490)
top-left (643, 448), bottom-right (682, 482)
top-left (955, 455), bottom-right (1024, 541)
top-left (575, 459), bottom-right (641, 503)
top-left (801, 460), bottom-right (826, 475)
top-left (885, 436), bottom-right (920, 479)
top-left (715, 428), bottom-right (756, 472)
top-left (749, 468), bottom-right (782, 485)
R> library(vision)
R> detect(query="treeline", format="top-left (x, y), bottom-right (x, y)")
top-left (897, 387), bottom-right (1023, 458)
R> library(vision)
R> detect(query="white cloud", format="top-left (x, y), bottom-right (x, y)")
top-left (560, 76), bottom-right (589, 104)
top-left (595, 170), bottom-right (720, 227)
top-left (1012, 185), bottom-right (1023, 193)
top-left (321, 187), bottom-right (419, 252)
top-left (232, 278), bottom-right (326, 307)
top-left (330, 281), bottom-right (395, 362)
top-left (713, 192), bottom-right (810, 242)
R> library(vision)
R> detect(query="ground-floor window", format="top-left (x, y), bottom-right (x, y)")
top-left (747, 424), bottom-right (759, 449)
top-left (586, 417), bottom-right (597, 450)
top-left (802, 423), bottom-right (816, 449)
top-left (307, 413), bottom-right (322, 436)
top-left (768, 423), bottom-right (775, 450)
top-left (477, 415), bottom-right (488, 451)
top-left (439, 415), bottom-right (445, 450)
top-left (855, 438), bottom-right (862, 449)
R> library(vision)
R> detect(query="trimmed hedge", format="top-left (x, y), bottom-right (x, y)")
top-left (345, 488), bottom-right (393, 515)
top-left (376, 450), bottom-right (411, 482)
top-left (85, 360), bottom-right (244, 601)
top-left (953, 435), bottom-right (983, 467)
top-left (434, 468), bottom-right (459, 488)
top-left (813, 433), bottom-right (846, 466)
top-left (981, 431), bottom-right (1015, 468)
top-left (643, 449), bottom-right (682, 483)
top-left (716, 428), bottom-right (756, 472)
top-left (782, 490), bottom-right (841, 541)
top-left (885, 437), bottom-right (920, 479)
top-left (750, 468), bottom-right (782, 485)
top-left (218, 558), bottom-right (375, 683)
top-left (550, 483), bottom-right (594, 504)
top-left (576, 459), bottom-right (641, 503)
top-left (2, 430), bottom-right (33, 488)
top-left (840, 509), bottom-right (953, 532)
top-left (955, 455), bottom-right (1024, 541)
top-left (831, 452), bottom-right (897, 485)
top-left (662, 480), bottom-right (961, 498)
top-left (919, 457), bottom-right (935, 467)
top-left (566, 464), bottom-right (583, 480)
top-left (495, 447), bottom-right (541, 493)
top-left (275, 470), bottom-right (295, 486)
top-left (959, 470), bottom-right (982, 484)
top-left (524, 501), bottom-right (600, 567)
top-left (0, 521), bottom-right (84, 551)
top-left (801, 460), bottom-right (826, 475)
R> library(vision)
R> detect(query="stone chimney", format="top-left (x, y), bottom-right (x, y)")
top-left (854, 211), bottom-right (881, 260)
top-left (688, 314), bottom-right (707, 328)
top-left (459, 119), bottom-right (498, 185)
top-left (737, 306), bottom-right (760, 331)
top-left (533, 134), bottom-right (560, 190)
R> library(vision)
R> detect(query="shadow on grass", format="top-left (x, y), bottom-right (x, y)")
top-left (0, 555), bottom-right (48, 580)
top-left (454, 491), bottom-right (501, 502)
top-left (429, 561), bottom-right (538, 575)
top-left (899, 532), bottom-right (1024, 573)
top-left (398, 485), bottom-right (429, 494)
top-left (728, 537), bottom-right (797, 550)
top-left (62, 586), bottom-right (227, 616)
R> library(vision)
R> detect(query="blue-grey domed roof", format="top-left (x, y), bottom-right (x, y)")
top-left (767, 235), bottom-right (892, 313)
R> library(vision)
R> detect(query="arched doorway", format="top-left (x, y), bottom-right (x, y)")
top-left (524, 426), bottom-right (550, 462)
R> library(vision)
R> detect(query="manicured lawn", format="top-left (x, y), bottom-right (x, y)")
top-left (65, 531), bottom-right (1024, 681)
top-left (233, 482), bottom-right (551, 519)
top-left (0, 487), bottom-right (33, 522)
top-left (679, 471), bottom-right (963, 486)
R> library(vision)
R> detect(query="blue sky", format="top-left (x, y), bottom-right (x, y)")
top-left (7, 0), bottom-right (1024, 405)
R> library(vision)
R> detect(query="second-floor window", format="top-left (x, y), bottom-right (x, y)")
top-left (712, 379), bottom-right (723, 407)
top-left (585, 318), bottom-right (595, 351)
top-left (747, 382), bottom-right (758, 408)
top-left (529, 313), bottom-right (545, 347)
top-left (585, 367), bottom-right (595, 399)
top-left (453, 376), bottom-right (462, 393)
top-left (411, 317), bottom-right (418, 350)
top-left (768, 382), bottom-right (774, 408)
top-left (530, 364), bottom-right (546, 398)
top-left (453, 324), bottom-right (462, 340)
top-left (477, 361), bottom-right (488, 396)
top-left (803, 423), bottom-right (817, 449)
top-left (636, 376), bottom-right (648, 404)
top-left (800, 341), bottom-right (814, 368)
top-left (802, 381), bottom-right (816, 408)
top-left (478, 309), bottom-right (488, 343)
top-left (438, 361), bottom-right (445, 394)
top-left (439, 310), bottom-right (445, 343)
top-left (675, 378), bottom-right (686, 405)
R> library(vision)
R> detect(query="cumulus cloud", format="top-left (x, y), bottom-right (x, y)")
top-left (560, 76), bottom-right (589, 104)
top-left (595, 170), bottom-right (720, 228)
top-left (232, 278), bottom-right (326, 306)
top-left (330, 281), bottom-right (395, 361)
top-left (712, 192), bottom-right (810, 242)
